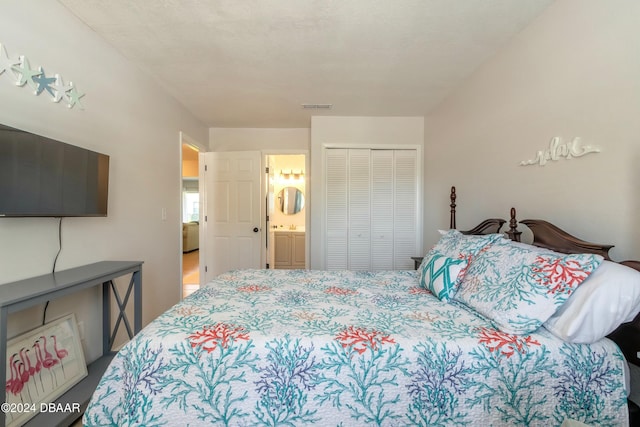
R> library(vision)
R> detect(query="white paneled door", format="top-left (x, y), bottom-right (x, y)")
top-left (200, 151), bottom-right (262, 282)
top-left (325, 148), bottom-right (418, 271)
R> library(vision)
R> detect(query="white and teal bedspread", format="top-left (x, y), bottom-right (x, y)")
top-left (84, 269), bottom-right (628, 426)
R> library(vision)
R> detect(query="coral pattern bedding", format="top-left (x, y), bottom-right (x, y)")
top-left (84, 269), bottom-right (628, 426)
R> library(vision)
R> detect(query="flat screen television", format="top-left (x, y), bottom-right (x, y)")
top-left (0, 123), bottom-right (109, 217)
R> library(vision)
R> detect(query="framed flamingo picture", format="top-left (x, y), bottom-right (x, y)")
top-left (4, 313), bottom-right (87, 427)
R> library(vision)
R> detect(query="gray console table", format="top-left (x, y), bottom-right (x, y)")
top-left (0, 261), bottom-right (143, 427)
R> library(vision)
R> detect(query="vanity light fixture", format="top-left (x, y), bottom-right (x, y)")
top-left (280, 169), bottom-right (292, 179)
top-left (279, 169), bottom-right (304, 181)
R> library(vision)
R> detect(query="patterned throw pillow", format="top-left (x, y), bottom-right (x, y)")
top-left (419, 250), bottom-right (468, 301)
top-left (419, 230), bottom-right (503, 271)
top-left (454, 238), bottom-right (603, 335)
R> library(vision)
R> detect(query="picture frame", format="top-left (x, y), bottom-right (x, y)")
top-left (4, 313), bottom-right (87, 427)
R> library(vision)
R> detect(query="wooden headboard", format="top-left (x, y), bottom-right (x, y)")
top-left (448, 186), bottom-right (640, 366)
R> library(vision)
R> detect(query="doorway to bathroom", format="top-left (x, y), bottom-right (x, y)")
top-left (265, 154), bottom-right (307, 269)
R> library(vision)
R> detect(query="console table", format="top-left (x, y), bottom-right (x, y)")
top-left (0, 261), bottom-right (143, 427)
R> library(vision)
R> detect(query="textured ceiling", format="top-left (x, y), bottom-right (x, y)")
top-left (58, 0), bottom-right (554, 128)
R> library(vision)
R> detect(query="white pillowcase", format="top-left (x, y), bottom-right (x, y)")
top-left (543, 260), bottom-right (640, 344)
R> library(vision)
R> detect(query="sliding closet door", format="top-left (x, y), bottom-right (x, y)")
top-left (325, 148), bottom-right (418, 271)
top-left (348, 149), bottom-right (371, 270)
top-left (326, 149), bottom-right (348, 270)
top-left (371, 150), bottom-right (394, 270)
top-left (393, 150), bottom-right (417, 270)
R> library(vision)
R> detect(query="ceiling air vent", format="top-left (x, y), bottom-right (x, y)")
top-left (301, 104), bottom-right (332, 109)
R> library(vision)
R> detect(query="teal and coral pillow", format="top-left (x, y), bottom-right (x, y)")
top-left (419, 229), bottom-right (502, 272)
top-left (419, 250), bottom-right (468, 301)
top-left (454, 238), bottom-right (603, 334)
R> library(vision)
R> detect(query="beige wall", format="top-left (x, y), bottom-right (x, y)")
top-left (423, 0), bottom-right (640, 261)
top-left (182, 160), bottom-right (199, 178)
top-left (0, 1), bottom-right (207, 361)
top-left (209, 127), bottom-right (309, 151)
top-left (182, 144), bottom-right (200, 178)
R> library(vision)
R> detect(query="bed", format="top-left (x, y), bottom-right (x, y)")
top-left (83, 187), bottom-right (640, 426)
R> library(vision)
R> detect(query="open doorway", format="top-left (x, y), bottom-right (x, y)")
top-left (265, 154), bottom-right (307, 269)
top-left (182, 142), bottom-right (200, 297)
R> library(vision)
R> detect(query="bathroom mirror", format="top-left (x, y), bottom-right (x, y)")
top-left (278, 187), bottom-right (305, 215)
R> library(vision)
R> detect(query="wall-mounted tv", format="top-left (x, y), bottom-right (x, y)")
top-left (0, 123), bottom-right (109, 217)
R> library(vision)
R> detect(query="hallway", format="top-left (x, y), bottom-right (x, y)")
top-left (182, 249), bottom-right (199, 297)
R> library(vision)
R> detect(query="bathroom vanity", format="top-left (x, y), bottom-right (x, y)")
top-left (272, 228), bottom-right (305, 269)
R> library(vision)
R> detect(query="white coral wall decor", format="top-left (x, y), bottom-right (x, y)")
top-left (520, 137), bottom-right (600, 166)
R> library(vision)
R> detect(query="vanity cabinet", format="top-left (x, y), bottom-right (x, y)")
top-left (273, 231), bottom-right (305, 269)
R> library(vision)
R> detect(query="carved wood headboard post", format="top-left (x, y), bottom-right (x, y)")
top-left (505, 207), bottom-right (522, 242)
top-left (447, 186), bottom-right (505, 235)
top-left (450, 186), bottom-right (457, 229)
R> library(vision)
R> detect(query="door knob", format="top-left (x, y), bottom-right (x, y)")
top-left (253, 227), bottom-right (259, 233)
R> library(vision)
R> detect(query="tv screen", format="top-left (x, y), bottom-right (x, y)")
top-left (0, 123), bottom-right (109, 217)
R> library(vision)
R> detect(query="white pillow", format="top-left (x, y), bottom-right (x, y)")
top-left (543, 260), bottom-right (640, 343)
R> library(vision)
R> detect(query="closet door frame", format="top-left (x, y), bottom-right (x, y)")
top-left (321, 143), bottom-right (423, 270)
